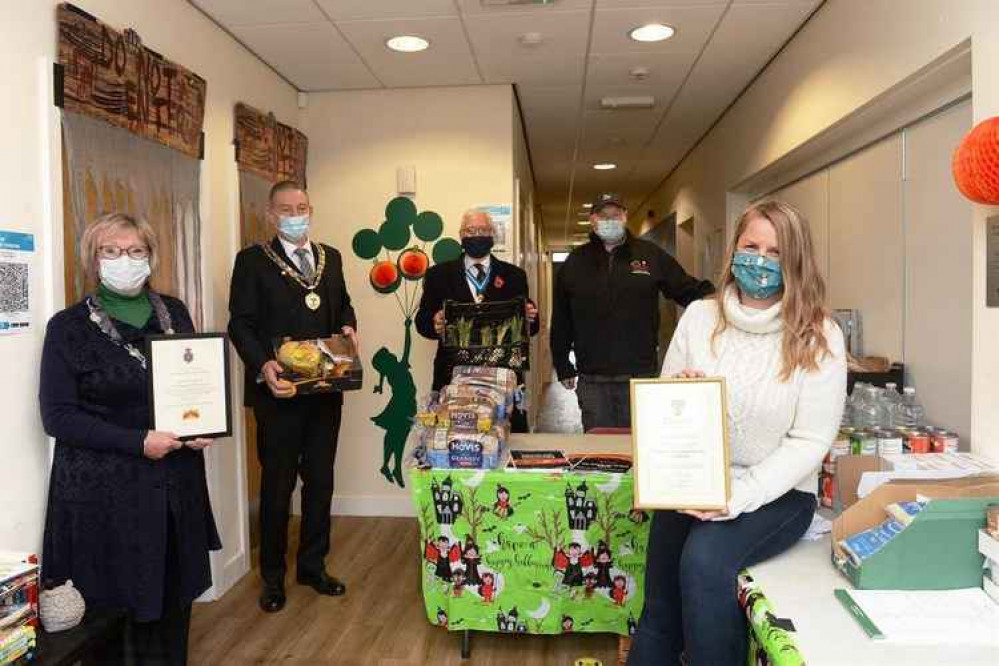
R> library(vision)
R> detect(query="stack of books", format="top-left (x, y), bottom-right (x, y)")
top-left (982, 505), bottom-right (999, 605)
top-left (0, 553), bottom-right (39, 665)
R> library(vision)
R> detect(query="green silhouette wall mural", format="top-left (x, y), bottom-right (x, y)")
top-left (352, 197), bottom-right (461, 488)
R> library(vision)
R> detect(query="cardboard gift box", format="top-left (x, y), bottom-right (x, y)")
top-left (831, 475), bottom-right (999, 590)
top-left (273, 335), bottom-right (362, 394)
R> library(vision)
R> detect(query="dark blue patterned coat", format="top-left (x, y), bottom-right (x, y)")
top-left (39, 295), bottom-right (221, 622)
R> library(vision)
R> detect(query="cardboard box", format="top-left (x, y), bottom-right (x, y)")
top-left (834, 452), bottom-right (999, 511)
top-left (831, 475), bottom-right (999, 590)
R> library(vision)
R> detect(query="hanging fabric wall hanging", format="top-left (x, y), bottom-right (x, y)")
top-left (234, 102), bottom-right (309, 248)
top-left (57, 3), bottom-right (207, 325)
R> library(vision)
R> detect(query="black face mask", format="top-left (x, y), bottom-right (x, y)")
top-left (462, 236), bottom-right (494, 259)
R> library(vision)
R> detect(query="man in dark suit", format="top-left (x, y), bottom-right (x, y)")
top-left (415, 210), bottom-right (540, 432)
top-left (228, 181), bottom-right (358, 613)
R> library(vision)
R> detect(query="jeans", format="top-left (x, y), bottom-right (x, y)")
top-left (628, 489), bottom-right (816, 666)
top-left (576, 376), bottom-right (631, 431)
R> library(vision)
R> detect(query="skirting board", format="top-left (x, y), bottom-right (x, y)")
top-left (290, 491), bottom-right (415, 517)
top-left (331, 495), bottom-right (415, 517)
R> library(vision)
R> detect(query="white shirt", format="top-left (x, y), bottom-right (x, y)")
top-left (661, 288), bottom-right (847, 519)
top-left (279, 236), bottom-right (314, 275)
top-left (463, 254), bottom-right (492, 302)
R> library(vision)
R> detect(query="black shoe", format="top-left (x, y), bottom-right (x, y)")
top-left (296, 571), bottom-right (346, 596)
top-left (259, 583), bottom-right (286, 613)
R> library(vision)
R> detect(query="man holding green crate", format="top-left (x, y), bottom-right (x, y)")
top-left (415, 209), bottom-right (540, 432)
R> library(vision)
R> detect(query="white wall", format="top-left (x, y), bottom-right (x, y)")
top-left (633, 0), bottom-right (999, 461)
top-left (0, 1), bottom-right (299, 597)
top-left (301, 85), bottom-right (517, 516)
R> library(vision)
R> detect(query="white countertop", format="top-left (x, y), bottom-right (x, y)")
top-left (749, 536), bottom-right (999, 665)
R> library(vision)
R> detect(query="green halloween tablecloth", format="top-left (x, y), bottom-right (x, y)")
top-left (410, 466), bottom-right (805, 664)
top-left (410, 467), bottom-right (651, 636)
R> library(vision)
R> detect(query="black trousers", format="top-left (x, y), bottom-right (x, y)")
top-left (254, 392), bottom-right (343, 586)
top-left (576, 376), bottom-right (631, 432)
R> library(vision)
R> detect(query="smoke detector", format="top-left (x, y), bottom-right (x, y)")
top-left (629, 66), bottom-right (650, 81)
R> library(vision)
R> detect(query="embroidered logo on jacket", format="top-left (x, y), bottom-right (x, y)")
top-left (629, 260), bottom-right (651, 276)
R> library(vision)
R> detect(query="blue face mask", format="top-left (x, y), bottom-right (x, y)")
top-left (732, 251), bottom-right (783, 300)
top-left (594, 217), bottom-right (625, 244)
top-left (278, 215), bottom-right (310, 243)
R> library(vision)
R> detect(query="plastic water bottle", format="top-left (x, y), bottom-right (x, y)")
top-left (870, 387), bottom-right (891, 428)
top-left (883, 383), bottom-right (903, 427)
top-left (853, 385), bottom-right (880, 428)
top-left (894, 387), bottom-right (926, 428)
top-left (840, 393), bottom-right (853, 427)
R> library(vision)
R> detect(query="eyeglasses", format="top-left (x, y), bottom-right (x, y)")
top-left (462, 228), bottom-right (493, 238)
top-left (98, 245), bottom-right (150, 260)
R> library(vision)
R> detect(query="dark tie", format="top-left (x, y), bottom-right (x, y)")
top-left (295, 248), bottom-right (315, 281)
top-left (474, 263), bottom-right (486, 282)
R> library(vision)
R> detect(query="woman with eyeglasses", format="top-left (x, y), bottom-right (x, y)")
top-left (628, 201), bottom-right (847, 665)
top-left (39, 213), bottom-right (220, 665)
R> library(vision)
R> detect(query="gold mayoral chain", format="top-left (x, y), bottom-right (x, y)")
top-left (260, 243), bottom-right (327, 311)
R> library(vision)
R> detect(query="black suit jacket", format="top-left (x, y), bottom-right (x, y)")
top-left (415, 254), bottom-right (540, 391)
top-left (228, 237), bottom-right (357, 406)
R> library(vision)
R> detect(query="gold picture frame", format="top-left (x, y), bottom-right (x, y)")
top-left (629, 377), bottom-right (731, 510)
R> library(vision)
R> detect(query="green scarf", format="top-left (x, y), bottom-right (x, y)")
top-left (97, 283), bottom-right (152, 329)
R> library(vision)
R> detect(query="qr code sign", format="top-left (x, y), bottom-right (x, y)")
top-left (0, 262), bottom-right (29, 313)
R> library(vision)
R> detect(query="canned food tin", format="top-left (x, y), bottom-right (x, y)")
top-left (876, 429), bottom-right (904, 456)
top-left (907, 430), bottom-right (932, 454)
top-left (851, 429), bottom-right (878, 456)
top-left (931, 430), bottom-right (959, 453)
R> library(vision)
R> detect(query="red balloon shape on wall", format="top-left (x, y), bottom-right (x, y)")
top-left (370, 261), bottom-right (400, 293)
top-left (952, 116), bottom-right (999, 204)
top-left (398, 247), bottom-right (429, 280)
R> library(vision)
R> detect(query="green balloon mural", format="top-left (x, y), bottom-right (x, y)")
top-left (352, 197), bottom-right (460, 488)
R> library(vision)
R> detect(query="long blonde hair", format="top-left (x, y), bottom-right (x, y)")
top-left (713, 200), bottom-right (830, 380)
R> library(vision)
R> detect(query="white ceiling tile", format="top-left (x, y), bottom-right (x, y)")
top-left (464, 11), bottom-right (590, 85)
top-left (336, 17), bottom-right (481, 87)
top-left (586, 50), bottom-right (693, 89)
top-left (590, 4), bottom-right (725, 55)
top-left (191, 0), bottom-right (327, 26)
top-left (281, 62), bottom-right (382, 90)
top-left (457, 0), bottom-right (595, 15)
top-left (316, 0), bottom-right (457, 21)
top-left (231, 22), bottom-right (361, 66)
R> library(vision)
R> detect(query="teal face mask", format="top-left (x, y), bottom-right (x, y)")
top-left (732, 251), bottom-right (783, 300)
top-left (278, 215), bottom-right (310, 242)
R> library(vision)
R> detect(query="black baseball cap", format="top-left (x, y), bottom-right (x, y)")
top-left (591, 192), bottom-right (626, 213)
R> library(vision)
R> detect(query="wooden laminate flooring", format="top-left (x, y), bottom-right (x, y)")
top-left (190, 516), bottom-right (620, 665)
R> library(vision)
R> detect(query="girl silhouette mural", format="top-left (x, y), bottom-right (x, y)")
top-left (352, 196), bottom-right (462, 489)
top-left (372, 319), bottom-right (416, 487)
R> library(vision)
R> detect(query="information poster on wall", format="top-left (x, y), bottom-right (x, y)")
top-left (0, 231), bottom-right (34, 336)
top-left (474, 204), bottom-right (512, 253)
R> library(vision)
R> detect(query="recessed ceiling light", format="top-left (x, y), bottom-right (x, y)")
top-left (577, 220), bottom-right (590, 226)
top-left (582, 203), bottom-right (593, 209)
top-left (593, 163), bottom-right (617, 170)
top-left (386, 35), bottom-right (430, 53)
top-left (629, 23), bottom-right (675, 43)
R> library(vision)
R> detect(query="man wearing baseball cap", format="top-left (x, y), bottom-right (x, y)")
top-left (550, 193), bottom-right (714, 431)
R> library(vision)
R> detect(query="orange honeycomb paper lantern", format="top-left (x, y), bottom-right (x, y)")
top-left (953, 116), bottom-right (999, 204)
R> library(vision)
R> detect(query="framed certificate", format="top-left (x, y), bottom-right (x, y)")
top-left (147, 333), bottom-right (233, 440)
top-left (630, 378), bottom-right (731, 510)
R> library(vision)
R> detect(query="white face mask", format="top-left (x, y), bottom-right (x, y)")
top-left (100, 256), bottom-right (151, 297)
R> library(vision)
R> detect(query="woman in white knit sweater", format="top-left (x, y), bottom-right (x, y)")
top-left (628, 200), bottom-right (846, 665)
